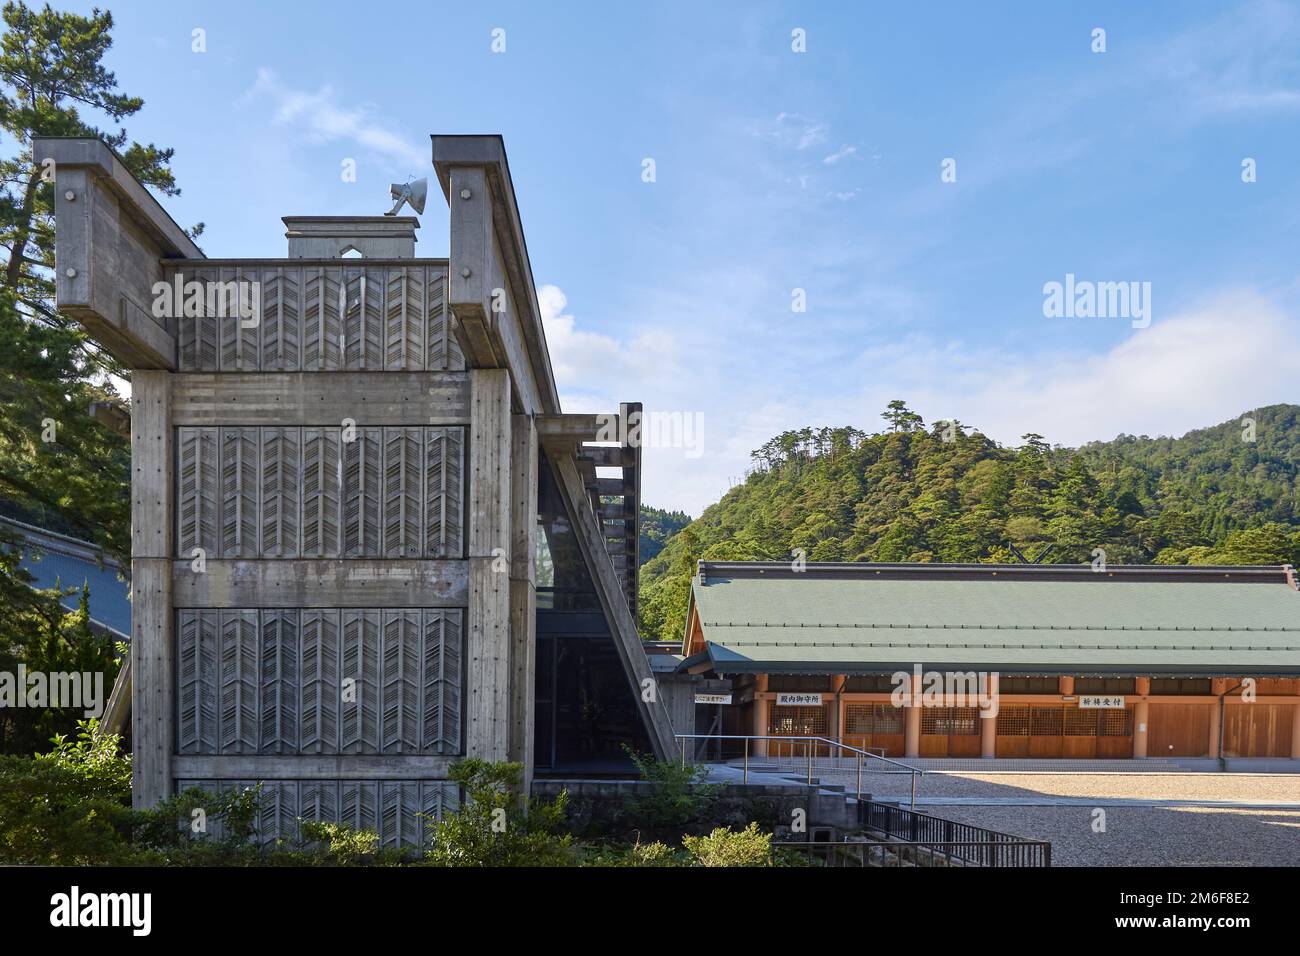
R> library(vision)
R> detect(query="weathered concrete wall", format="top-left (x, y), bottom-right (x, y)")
top-left (533, 779), bottom-right (859, 836)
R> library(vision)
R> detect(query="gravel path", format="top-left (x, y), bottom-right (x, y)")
top-left (932, 804), bottom-right (1300, 866)
top-left (846, 770), bottom-right (1300, 803)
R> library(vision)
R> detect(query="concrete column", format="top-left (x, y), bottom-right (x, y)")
top-left (1059, 676), bottom-right (1074, 696)
top-left (904, 674), bottom-right (922, 758)
top-left (980, 673), bottom-right (998, 758)
top-left (508, 413), bottom-right (537, 788)
top-left (130, 371), bottom-right (173, 809)
top-left (466, 369), bottom-right (513, 762)
top-left (753, 675), bottom-right (769, 757)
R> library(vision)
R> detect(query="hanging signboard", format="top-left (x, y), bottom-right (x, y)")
top-left (1079, 696), bottom-right (1126, 709)
top-left (694, 694), bottom-right (732, 705)
top-left (776, 693), bottom-right (823, 707)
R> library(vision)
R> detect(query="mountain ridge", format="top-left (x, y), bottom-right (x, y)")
top-left (636, 402), bottom-right (1300, 641)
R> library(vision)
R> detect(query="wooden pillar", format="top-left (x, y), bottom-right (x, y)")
top-left (980, 673), bottom-right (998, 758)
top-left (1291, 695), bottom-right (1300, 759)
top-left (829, 675), bottom-right (846, 744)
top-left (1131, 675), bottom-right (1150, 760)
top-left (753, 675), bottom-right (769, 757)
top-left (467, 369), bottom-right (512, 761)
top-left (1207, 696), bottom-right (1222, 761)
top-left (1059, 676), bottom-right (1074, 696)
top-left (904, 673), bottom-right (922, 758)
top-left (508, 414), bottom-right (537, 786)
top-left (130, 371), bottom-right (173, 809)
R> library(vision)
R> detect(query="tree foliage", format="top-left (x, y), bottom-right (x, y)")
top-left (638, 402), bottom-right (1300, 641)
top-left (639, 503), bottom-right (691, 564)
top-left (0, 1), bottom-right (186, 560)
top-left (0, 5), bottom-right (179, 758)
top-left (0, 529), bottom-right (119, 754)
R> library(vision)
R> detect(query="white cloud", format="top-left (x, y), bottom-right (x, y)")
top-left (538, 283), bottom-right (679, 400)
top-left (819, 291), bottom-right (1296, 450)
top-left (933, 291), bottom-right (1300, 447)
top-left (822, 145), bottom-right (857, 165)
top-left (243, 68), bottom-right (427, 172)
top-left (629, 290), bottom-right (1300, 517)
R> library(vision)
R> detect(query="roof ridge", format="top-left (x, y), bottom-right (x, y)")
top-left (703, 620), bottom-right (1300, 632)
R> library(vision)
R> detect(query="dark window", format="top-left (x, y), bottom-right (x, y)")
top-left (999, 677), bottom-right (1061, 694)
top-left (767, 675), bottom-right (834, 692)
top-left (1075, 678), bottom-right (1137, 695)
top-left (767, 705), bottom-right (827, 736)
top-left (532, 449), bottom-right (655, 773)
top-left (997, 705), bottom-right (1030, 736)
top-left (1149, 678), bottom-right (1212, 695)
top-left (844, 703), bottom-right (904, 734)
top-left (922, 707), bottom-right (979, 736)
top-left (844, 675), bottom-right (897, 693)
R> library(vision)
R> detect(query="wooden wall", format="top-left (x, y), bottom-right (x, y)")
top-left (1223, 703), bottom-right (1295, 757)
top-left (1148, 703), bottom-right (1211, 757)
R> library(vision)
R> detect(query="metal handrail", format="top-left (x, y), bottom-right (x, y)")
top-left (674, 733), bottom-right (924, 809)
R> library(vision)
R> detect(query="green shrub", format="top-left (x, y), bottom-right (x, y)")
top-left (296, 820), bottom-right (404, 866)
top-left (424, 759), bottom-right (573, 867)
top-left (622, 745), bottom-right (720, 834)
top-left (130, 785), bottom-right (266, 865)
top-left (0, 720), bottom-right (135, 864)
top-left (682, 823), bottom-right (773, 867)
top-left (584, 839), bottom-right (686, 867)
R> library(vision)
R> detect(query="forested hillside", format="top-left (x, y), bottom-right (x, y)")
top-left (639, 505), bottom-right (692, 564)
top-left (636, 402), bottom-right (1300, 641)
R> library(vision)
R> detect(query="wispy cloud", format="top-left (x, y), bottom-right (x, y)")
top-left (758, 112), bottom-right (827, 150)
top-left (822, 145), bottom-right (857, 165)
top-left (243, 68), bottom-right (427, 172)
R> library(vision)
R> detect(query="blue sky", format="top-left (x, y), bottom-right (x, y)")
top-left (59, 0), bottom-right (1300, 515)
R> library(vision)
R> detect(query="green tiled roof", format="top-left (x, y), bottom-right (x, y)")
top-left (687, 563), bottom-right (1300, 675)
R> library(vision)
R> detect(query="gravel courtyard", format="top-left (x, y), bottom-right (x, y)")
top-left (829, 770), bottom-right (1300, 866)
top-left (933, 804), bottom-right (1300, 866)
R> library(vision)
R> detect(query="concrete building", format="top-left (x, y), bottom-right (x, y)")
top-left (37, 134), bottom-right (676, 848)
top-left (681, 561), bottom-right (1300, 762)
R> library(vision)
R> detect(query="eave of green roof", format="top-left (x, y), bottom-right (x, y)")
top-left (690, 568), bottom-right (1300, 674)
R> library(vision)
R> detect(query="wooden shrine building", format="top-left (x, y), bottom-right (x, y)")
top-left (681, 561), bottom-right (1300, 762)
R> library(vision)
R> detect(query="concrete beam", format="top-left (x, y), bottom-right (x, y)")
top-left (35, 137), bottom-right (202, 369)
top-left (170, 372), bottom-right (471, 426)
top-left (433, 134), bottom-right (560, 416)
top-left (537, 413), bottom-right (618, 445)
top-left (172, 559), bottom-right (469, 607)
top-left (173, 755), bottom-right (455, 780)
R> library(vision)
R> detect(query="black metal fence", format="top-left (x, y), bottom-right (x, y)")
top-left (773, 840), bottom-right (1050, 868)
top-left (856, 800), bottom-right (1051, 867)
